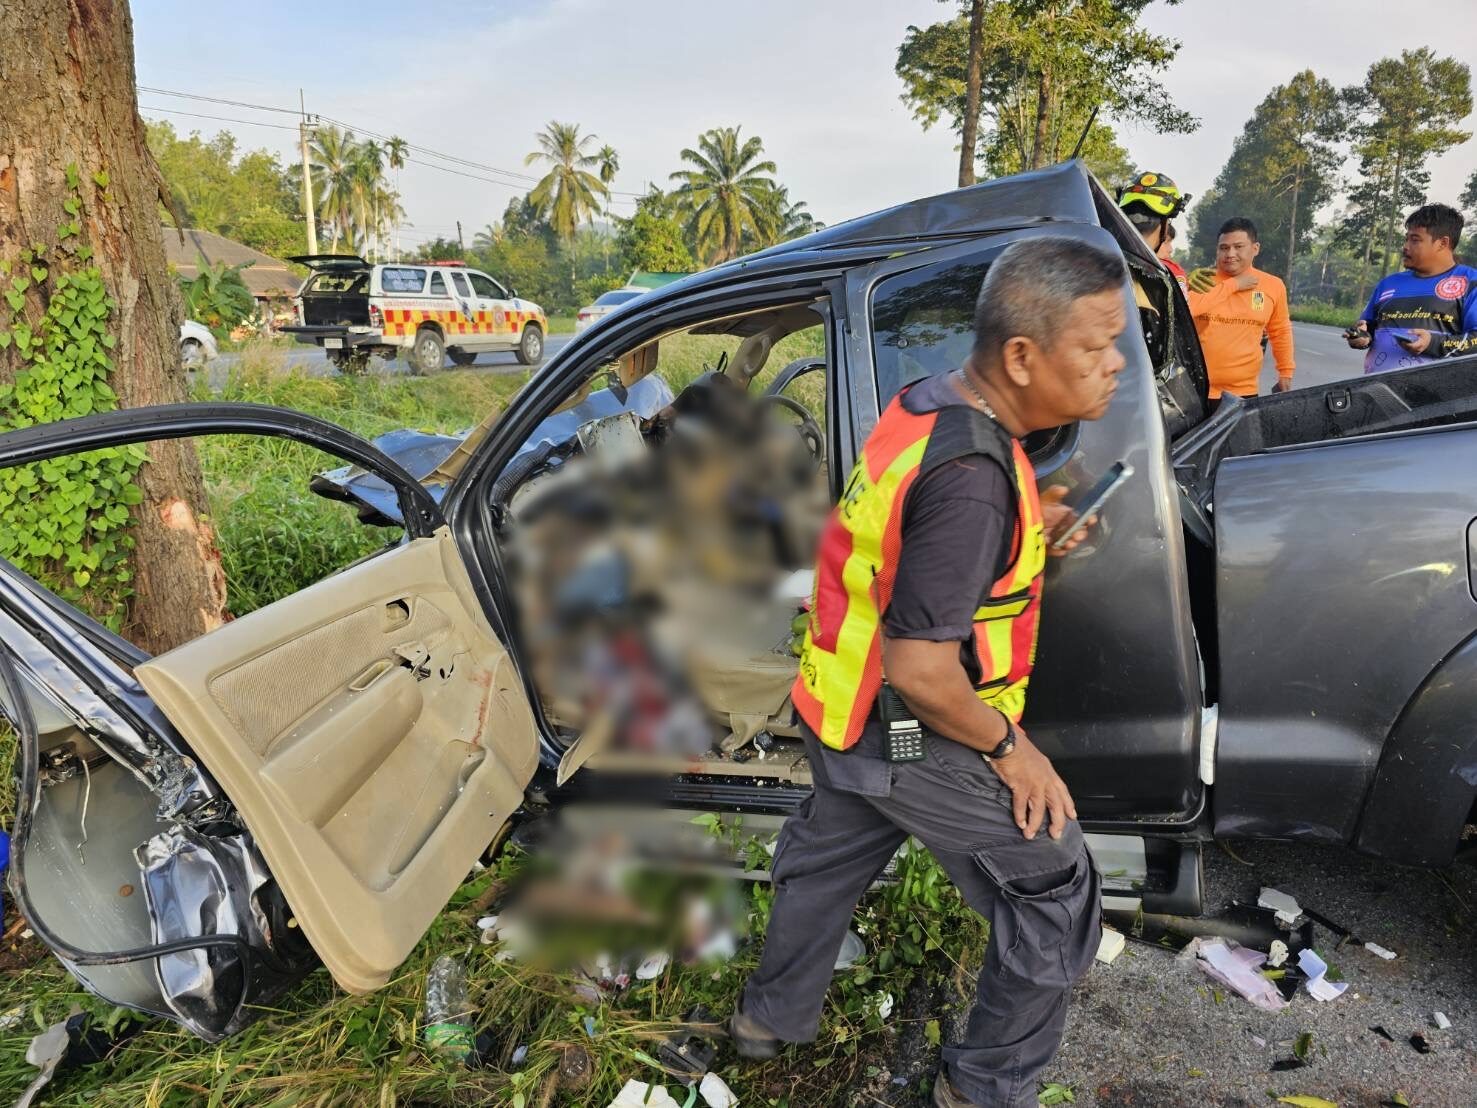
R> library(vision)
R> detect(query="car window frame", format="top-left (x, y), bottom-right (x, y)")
top-left (468, 272), bottom-right (502, 300)
top-left (450, 271), bottom-right (472, 298)
top-left (428, 271), bottom-right (448, 297)
top-left (378, 267), bottom-right (428, 295)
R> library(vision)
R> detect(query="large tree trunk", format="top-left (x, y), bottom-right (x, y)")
top-left (957, 0), bottom-right (985, 188)
top-left (0, 0), bottom-right (227, 653)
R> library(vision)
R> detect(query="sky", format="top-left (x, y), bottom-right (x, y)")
top-left (131, 0), bottom-right (1477, 249)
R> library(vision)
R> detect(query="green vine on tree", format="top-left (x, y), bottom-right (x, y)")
top-left (0, 162), bottom-right (144, 631)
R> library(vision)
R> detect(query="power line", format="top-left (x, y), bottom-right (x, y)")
top-left (139, 104), bottom-right (299, 132)
top-left (139, 84), bottom-right (646, 197)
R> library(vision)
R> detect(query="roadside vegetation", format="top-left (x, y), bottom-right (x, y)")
top-left (1288, 302), bottom-right (1359, 329)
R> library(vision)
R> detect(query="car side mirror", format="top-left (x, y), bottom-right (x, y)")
top-left (509, 287), bottom-right (519, 299)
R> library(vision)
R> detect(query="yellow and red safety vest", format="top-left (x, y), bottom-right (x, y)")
top-left (792, 387), bottom-right (1046, 751)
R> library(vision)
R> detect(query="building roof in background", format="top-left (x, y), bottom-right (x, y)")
top-left (161, 227), bottom-right (298, 298)
top-left (627, 270), bottom-right (695, 290)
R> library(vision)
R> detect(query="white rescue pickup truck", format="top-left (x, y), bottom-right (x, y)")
top-left (282, 256), bottom-right (547, 374)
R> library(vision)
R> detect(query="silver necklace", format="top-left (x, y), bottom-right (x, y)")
top-left (953, 368), bottom-right (1000, 422)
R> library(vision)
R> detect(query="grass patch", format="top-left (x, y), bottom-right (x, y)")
top-left (546, 314), bottom-right (577, 335)
top-left (1290, 301), bottom-right (1358, 329)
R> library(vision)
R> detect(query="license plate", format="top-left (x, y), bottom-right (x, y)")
top-left (324, 338), bottom-right (343, 349)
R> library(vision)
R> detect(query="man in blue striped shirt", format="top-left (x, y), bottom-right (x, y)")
top-left (1348, 204), bottom-right (1477, 373)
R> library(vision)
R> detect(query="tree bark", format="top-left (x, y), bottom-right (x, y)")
top-left (1286, 164), bottom-right (1302, 286)
top-left (1029, 67), bottom-right (1052, 170)
top-left (958, 0), bottom-right (985, 188)
top-left (0, 0), bottom-right (227, 653)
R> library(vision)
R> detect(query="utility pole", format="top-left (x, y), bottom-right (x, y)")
top-left (299, 89), bottom-right (319, 255)
top-left (456, 220), bottom-right (465, 254)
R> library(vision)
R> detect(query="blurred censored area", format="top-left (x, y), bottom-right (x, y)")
top-left (497, 301), bottom-right (832, 783)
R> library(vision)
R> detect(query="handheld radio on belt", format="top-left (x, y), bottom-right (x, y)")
top-left (878, 683), bottom-right (926, 762)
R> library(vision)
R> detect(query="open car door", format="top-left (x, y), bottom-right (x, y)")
top-left (0, 405), bottom-right (541, 996)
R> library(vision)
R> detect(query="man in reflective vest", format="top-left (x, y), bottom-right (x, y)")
top-left (731, 236), bottom-right (1128, 1108)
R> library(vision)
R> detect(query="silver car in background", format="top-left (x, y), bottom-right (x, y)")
top-left (575, 287), bottom-right (647, 333)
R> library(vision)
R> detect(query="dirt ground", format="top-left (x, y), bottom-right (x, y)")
top-left (852, 839), bottom-right (1476, 1107)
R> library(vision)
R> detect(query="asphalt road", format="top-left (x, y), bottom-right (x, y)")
top-left (207, 332), bottom-right (573, 388)
top-left (1261, 321), bottom-right (1365, 393)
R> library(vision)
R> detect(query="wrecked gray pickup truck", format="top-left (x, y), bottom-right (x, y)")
top-left (4, 161), bottom-right (1477, 1040)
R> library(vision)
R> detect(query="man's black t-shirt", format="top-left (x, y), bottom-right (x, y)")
top-left (808, 372), bottom-right (1019, 796)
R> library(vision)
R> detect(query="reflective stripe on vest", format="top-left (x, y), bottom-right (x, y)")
top-left (792, 390), bottom-right (1045, 751)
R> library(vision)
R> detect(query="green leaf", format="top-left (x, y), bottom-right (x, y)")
top-left (924, 1019), bottom-right (941, 1047)
top-left (30, 267), bottom-right (46, 283)
top-left (0, 332), bottom-right (10, 350)
top-left (101, 333), bottom-right (116, 349)
top-left (1276, 1098), bottom-right (1337, 1108)
top-left (1392, 1093), bottom-right (1410, 1107)
top-left (65, 163), bottom-right (80, 189)
top-left (62, 197), bottom-right (81, 216)
top-left (5, 291), bottom-right (22, 311)
top-left (1293, 1032), bottom-right (1314, 1062)
top-left (92, 170), bottom-right (109, 188)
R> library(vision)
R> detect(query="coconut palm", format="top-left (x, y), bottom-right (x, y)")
top-left (386, 135), bottom-right (409, 259)
top-left (352, 141), bottom-right (386, 261)
top-left (752, 184), bottom-right (819, 249)
top-left (669, 126), bottom-right (778, 264)
top-left (472, 222), bottom-right (503, 250)
top-left (309, 125), bottom-right (360, 251)
top-left (524, 122), bottom-right (609, 246)
top-left (596, 144), bottom-right (620, 270)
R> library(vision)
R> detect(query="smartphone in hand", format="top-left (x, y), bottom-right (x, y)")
top-left (1049, 462), bottom-right (1134, 549)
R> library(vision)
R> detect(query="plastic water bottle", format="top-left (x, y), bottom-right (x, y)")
top-left (422, 953), bottom-right (473, 1062)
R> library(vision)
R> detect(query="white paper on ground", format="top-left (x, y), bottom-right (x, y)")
top-left (1434, 1011), bottom-right (1453, 1030)
top-left (1297, 948), bottom-right (1348, 1002)
top-left (1364, 942), bottom-right (1397, 960)
top-left (1191, 938), bottom-right (1288, 1011)
top-left (1257, 887), bottom-right (1303, 926)
top-left (1267, 940), bottom-right (1289, 968)
top-left (636, 952), bottom-right (671, 980)
top-left (607, 1080), bottom-right (683, 1108)
top-left (699, 1071), bottom-right (740, 1108)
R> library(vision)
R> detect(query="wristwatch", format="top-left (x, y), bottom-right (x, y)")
top-left (982, 711), bottom-right (1018, 761)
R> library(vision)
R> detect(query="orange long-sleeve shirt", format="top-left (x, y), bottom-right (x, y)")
top-left (1186, 268), bottom-right (1295, 398)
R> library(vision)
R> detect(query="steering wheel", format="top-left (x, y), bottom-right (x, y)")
top-left (758, 393), bottom-right (825, 467)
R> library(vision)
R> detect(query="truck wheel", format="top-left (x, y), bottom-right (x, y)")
top-left (516, 324), bottom-right (544, 366)
top-left (410, 328), bottom-right (444, 375)
top-left (448, 348), bottom-right (478, 367)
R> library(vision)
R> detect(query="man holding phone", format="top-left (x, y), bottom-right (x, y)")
top-left (730, 237), bottom-right (1126, 1108)
top-left (1347, 204), bottom-right (1477, 374)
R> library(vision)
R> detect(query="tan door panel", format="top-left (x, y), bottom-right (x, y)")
top-left (136, 529), bottom-right (538, 993)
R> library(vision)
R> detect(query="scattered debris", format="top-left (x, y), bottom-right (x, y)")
top-left (511, 1044), bottom-right (529, 1066)
top-left (1363, 942), bottom-right (1397, 961)
top-left (1433, 1011), bottom-right (1453, 1031)
top-left (1095, 927), bottom-right (1126, 964)
top-left (559, 1043), bottom-right (595, 1090)
top-left (656, 1011), bottom-right (718, 1084)
top-left (698, 1071), bottom-right (739, 1108)
top-left (1270, 1059), bottom-right (1308, 1073)
top-left (1268, 940), bottom-right (1290, 968)
top-left (1409, 1033), bottom-right (1432, 1055)
top-left (1276, 1097), bottom-right (1337, 1108)
top-left (833, 929), bottom-right (865, 971)
top-left (422, 954), bottom-right (474, 1063)
top-left (1188, 938), bottom-right (1287, 1011)
top-left (1105, 903), bottom-right (1312, 955)
top-left (1250, 1032), bottom-right (1268, 1049)
top-left (1297, 950), bottom-right (1347, 1002)
top-left (1293, 1032), bottom-right (1315, 1062)
top-left (15, 1018), bottom-right (71, 1108)
top-left (1370, 1026), bottom-right (1396, 1042)
top-left (1258, 887), bottom-right (1303, 926)
top-left (637, 952), bottom-right (672, 981)
top-left (0, 1005), bottom-right (24, 1031)
top-left (869, 992), bottom-right (895, 1021)
top-left (608, 1080), bottom-right (683, 1108)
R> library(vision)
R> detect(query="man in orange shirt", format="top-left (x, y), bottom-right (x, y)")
top-left (1187, 217), bottom-right (1295, 406)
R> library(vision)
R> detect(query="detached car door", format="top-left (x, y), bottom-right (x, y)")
top-left (0, 405), bottom-right (540, 995)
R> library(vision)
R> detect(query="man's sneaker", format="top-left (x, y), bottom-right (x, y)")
top-left (726, 1010), bottom-right (782, 1060)
top-left (931, 1071), bottom-right (982, 1108)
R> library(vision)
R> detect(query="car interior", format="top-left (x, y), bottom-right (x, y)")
top-left (490, 301), bottom-right (834, 789)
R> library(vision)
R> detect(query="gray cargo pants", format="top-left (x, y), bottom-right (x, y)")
top-left (740, 732), bottom-right (1101, 1107)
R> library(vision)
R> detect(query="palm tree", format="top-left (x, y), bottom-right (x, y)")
top-left (524, 121), bottom-right (609, 247)
top-left (752, 184), bottom-right (819, 248)
top-left (309, 125), bottom-right (359, 251)
top-left (386, 136), bottom-right (409, 260)
top-left (669, 126), bottom-right (778, 264)
top-left (596, 144), bottom-right (620, 271)
top-left (352, 141), bottom-right (386, 261)
top-left (472, 222), bottom-right (503, 251)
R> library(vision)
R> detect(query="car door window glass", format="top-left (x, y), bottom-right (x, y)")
top-left (428, 272), bottom-right (447, 296)
top-left (451, 272), bottom-right (472, 298)
top-left (380, 268), bottom-right (426, 294)
top-left (468, 273), bottom-right (502, 299)
top-left (871, 254), bottom-right (1072, 463)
